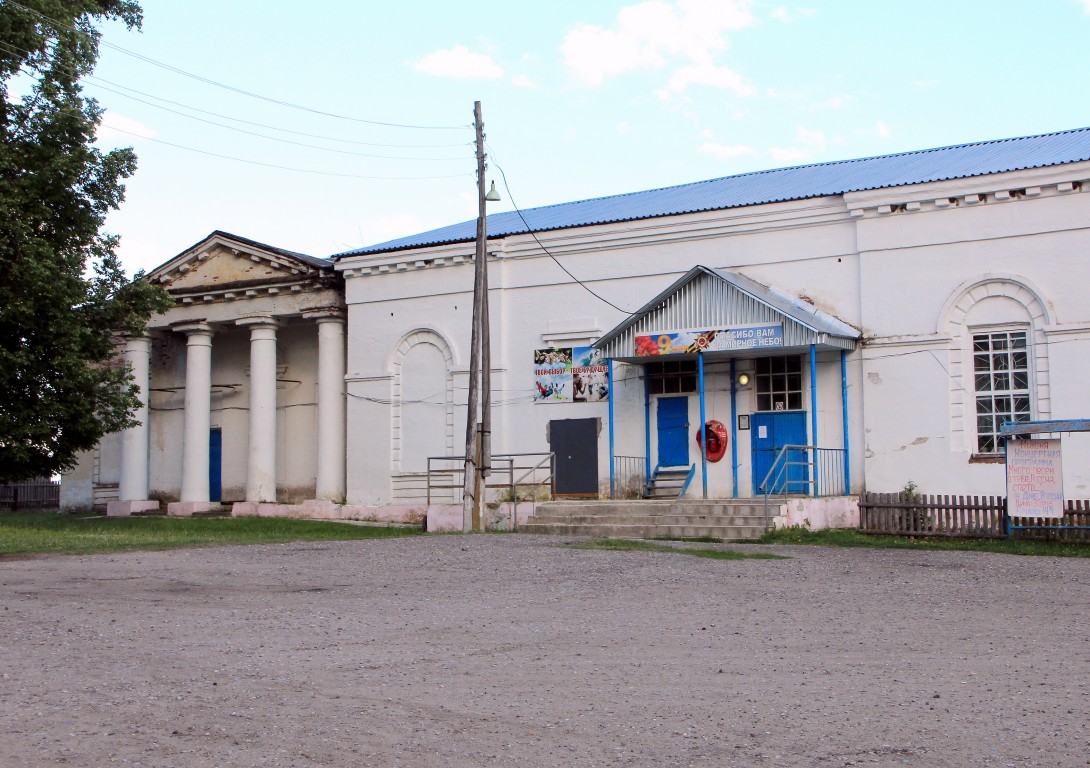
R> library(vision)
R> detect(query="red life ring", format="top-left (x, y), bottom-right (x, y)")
top-left (696, 420), bottom-right (728, 463)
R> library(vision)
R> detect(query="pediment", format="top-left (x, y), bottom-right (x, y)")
top-left (148, 232), bottom-right (331, 295)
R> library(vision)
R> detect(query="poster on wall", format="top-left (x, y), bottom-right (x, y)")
top-left (1006, 438), bottom-right (1064, 519)
top-left (572, 346), bottom-right (609, 402)
top-left (533, 346), bottom-right (609, 403)
top-left (634, 324), bottom-right (784, 356)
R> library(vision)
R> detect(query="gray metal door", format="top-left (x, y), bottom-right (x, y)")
top-left (549, 418), bottom-right (599, 496)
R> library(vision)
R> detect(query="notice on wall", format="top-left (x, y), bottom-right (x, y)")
top-left (1006, 438), bottom-right (1064, 519)
top-left (533, 346), bottom-right (609, 403)
top-left (634, 324), bottom-right (784, 356)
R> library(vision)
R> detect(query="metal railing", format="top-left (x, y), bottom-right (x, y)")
top-left (426, 453), bottom-right (555, 529)
top-left (611, 455), bottom-right (646, 499)
top-left (757, 445), bottom-right (846, 529)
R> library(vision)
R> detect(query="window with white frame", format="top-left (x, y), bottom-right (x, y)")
top-left (973, 330), bottom-right (1031, 454)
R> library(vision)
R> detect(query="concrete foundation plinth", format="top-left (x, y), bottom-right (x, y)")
top-left (106, 500), bottom-right (161, 517)
top-left (167, 501), bottom-right (212, 517)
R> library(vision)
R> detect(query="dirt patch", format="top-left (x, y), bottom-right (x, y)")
top-left (2, 536), bottom-right (1088, 767)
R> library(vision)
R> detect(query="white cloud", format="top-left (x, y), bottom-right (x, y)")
top-left (698, 142), bottom-right (756, 160)
top-left (795, 125), bottom-right (826, 148)
top-left (561, 0), bottom-right (755, 88)
top-left (510, 74), bottom-right (537, 88)
top-left (769, 146), bottom-right (810, 164)
top-left (657, 62), bottom-right (754, 99)
top-left (413, 46), bottom-right (503, 79)
top-left (617, 121), bottom-right (636, 136)
top-left (770, 6), bottom-right (817, 22)
top-left (96, 112), bottom-right (156, 142)
top-left (812, 94), bottom-right (852, 110)
top-left (1081, 0), bottom-right (1090, 13)
top-left (874, 121), bottom-right (890, 138)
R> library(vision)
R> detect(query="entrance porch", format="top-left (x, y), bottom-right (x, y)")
top-left (593, 266), bottom-right (862, 502)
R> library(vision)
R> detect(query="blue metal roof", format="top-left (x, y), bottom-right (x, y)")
top-left (334, 126), bottom-right (1090, 259)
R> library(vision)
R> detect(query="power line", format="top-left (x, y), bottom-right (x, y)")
top-left (5, 0), bottom-right (470, 131)
top-left (87, 79), bottom-right (471, 162)
top-left (489, 151), bottom-right (638, 316)
top-left (101, 123), bottom-right (473, 181)
top-left (86, 76), bottom-right (470, 149)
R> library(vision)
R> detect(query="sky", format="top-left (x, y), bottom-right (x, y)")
top-left (67, 0), bottom-right (1090, 275)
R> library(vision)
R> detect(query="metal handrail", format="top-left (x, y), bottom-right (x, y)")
top-left (426, 452), bottom-right (555, 528)
top-left (758, 445), bottom-right (849, 530)
top-left (510, 453), bottom-right (555, 531)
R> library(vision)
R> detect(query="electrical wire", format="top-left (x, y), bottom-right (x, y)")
top-left (100, 123), bottom-right (473, 180)
top-left (489, 152), bottom-right (638, 316)
top-left (5, 0), bottom-right (469, 131)
top-left (86, 75), bottom-right (470, 149)
top-left (87, 79), bottom-right (471, 161)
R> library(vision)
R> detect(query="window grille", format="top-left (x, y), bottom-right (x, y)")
top-left (973, 330), bottom-right (1031, 454)
top-left (647, 360), bottom-right (697, 395)
top-left (755, 356), bottom-right (803, 412)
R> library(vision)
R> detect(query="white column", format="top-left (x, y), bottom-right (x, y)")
top-left (312, 313), bottom-right (346, 500)
top-left (118, 336), bottom-right (152, 501)
top-left (108, 335), bottom-right (161, 516)
top-left (239, 315), bottom-right (278, 502)
top-left (178, 323), bottom-right (213, 505)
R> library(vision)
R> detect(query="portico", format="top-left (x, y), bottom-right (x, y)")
top-left (106, 232), bottom-right (345, 517)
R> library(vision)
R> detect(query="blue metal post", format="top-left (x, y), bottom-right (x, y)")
top-left (810, 344), bottom-right (819, 496)
top-left (698, 351), bottom-right (708, 499)
top-left (608, 358), bottom-right (616, 500)
top-left (841, 350), bottom-right (850, 495)
top-left (730, 358), bottom-right (739, 498)
top-left (644, 366), bottom-right (651, 482)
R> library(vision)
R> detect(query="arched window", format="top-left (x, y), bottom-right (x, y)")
top-left (390, 330), bottom-right (454, 474)
top-left (940, 277), bottom-right (1051, 456)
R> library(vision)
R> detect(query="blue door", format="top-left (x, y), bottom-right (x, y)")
top-left (751, 412), bottom-right (808, 494)
top-left (656, 397), bottom-right (690, 467)
top-left (209, 428), bottom-right (222, 503)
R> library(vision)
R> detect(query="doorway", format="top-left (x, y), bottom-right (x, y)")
top-left (209, 428), bottom-right (222, 503)
top-left (751, 411), bottom-right (808, 494)
top-left (549, 418), bottom-right (599, 497)
top-left (656, 396), bottom-right (690, 467)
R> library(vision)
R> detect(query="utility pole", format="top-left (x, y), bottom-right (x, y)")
top-left (463, 101), bottom-right (491, 532)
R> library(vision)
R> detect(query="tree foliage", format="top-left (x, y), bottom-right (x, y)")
top-left (0, 0), bottom-right (171, 482)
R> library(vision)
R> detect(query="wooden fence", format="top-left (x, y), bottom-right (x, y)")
top-left (0, 478), bottom-right (61, 511)
top-left (859, 492), bottom-right (1090, 541)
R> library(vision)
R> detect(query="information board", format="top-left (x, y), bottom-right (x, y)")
top-left (1006, 438), bottom-right (1064, 519)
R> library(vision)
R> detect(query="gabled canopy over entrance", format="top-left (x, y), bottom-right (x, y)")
top-left (594, 266), bottom-right (859, 502)
top-left (593, 265), bottom-right (859, 361)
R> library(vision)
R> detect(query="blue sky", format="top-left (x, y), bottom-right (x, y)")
top-left (83, 0), bottom-right (1090, 275)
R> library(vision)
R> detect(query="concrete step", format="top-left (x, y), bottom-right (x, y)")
top-left (526, 513), bottom-right (769, 527)
top-left (532, 501), bottom-right (773, 518)
top-left (520, 522), bottom-right (767, 540)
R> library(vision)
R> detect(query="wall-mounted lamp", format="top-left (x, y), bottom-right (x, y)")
top-left (736, 373), bottom-right (751, 387)
top-left (485, 181), bottom-right (501, 201)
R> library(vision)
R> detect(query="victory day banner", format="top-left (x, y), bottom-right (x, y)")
top-left (533, 346), bottom-right (609, 403)
top-left (634, 324), bottom-right (784, 356)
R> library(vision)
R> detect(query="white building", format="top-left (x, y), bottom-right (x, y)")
top-left (64, 127), bottom-right (1090, 519)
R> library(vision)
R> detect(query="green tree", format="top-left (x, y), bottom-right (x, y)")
top-left (0, 0), bottom-right (171, 483)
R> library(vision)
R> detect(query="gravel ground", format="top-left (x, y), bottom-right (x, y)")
top-left (1, 534), bottom-right (1088, 768)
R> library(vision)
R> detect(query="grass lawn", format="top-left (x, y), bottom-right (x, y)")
top-left (0, 511), bottom-right (422, 557)
top-left (760, 525), bottom-right (1090, 558)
